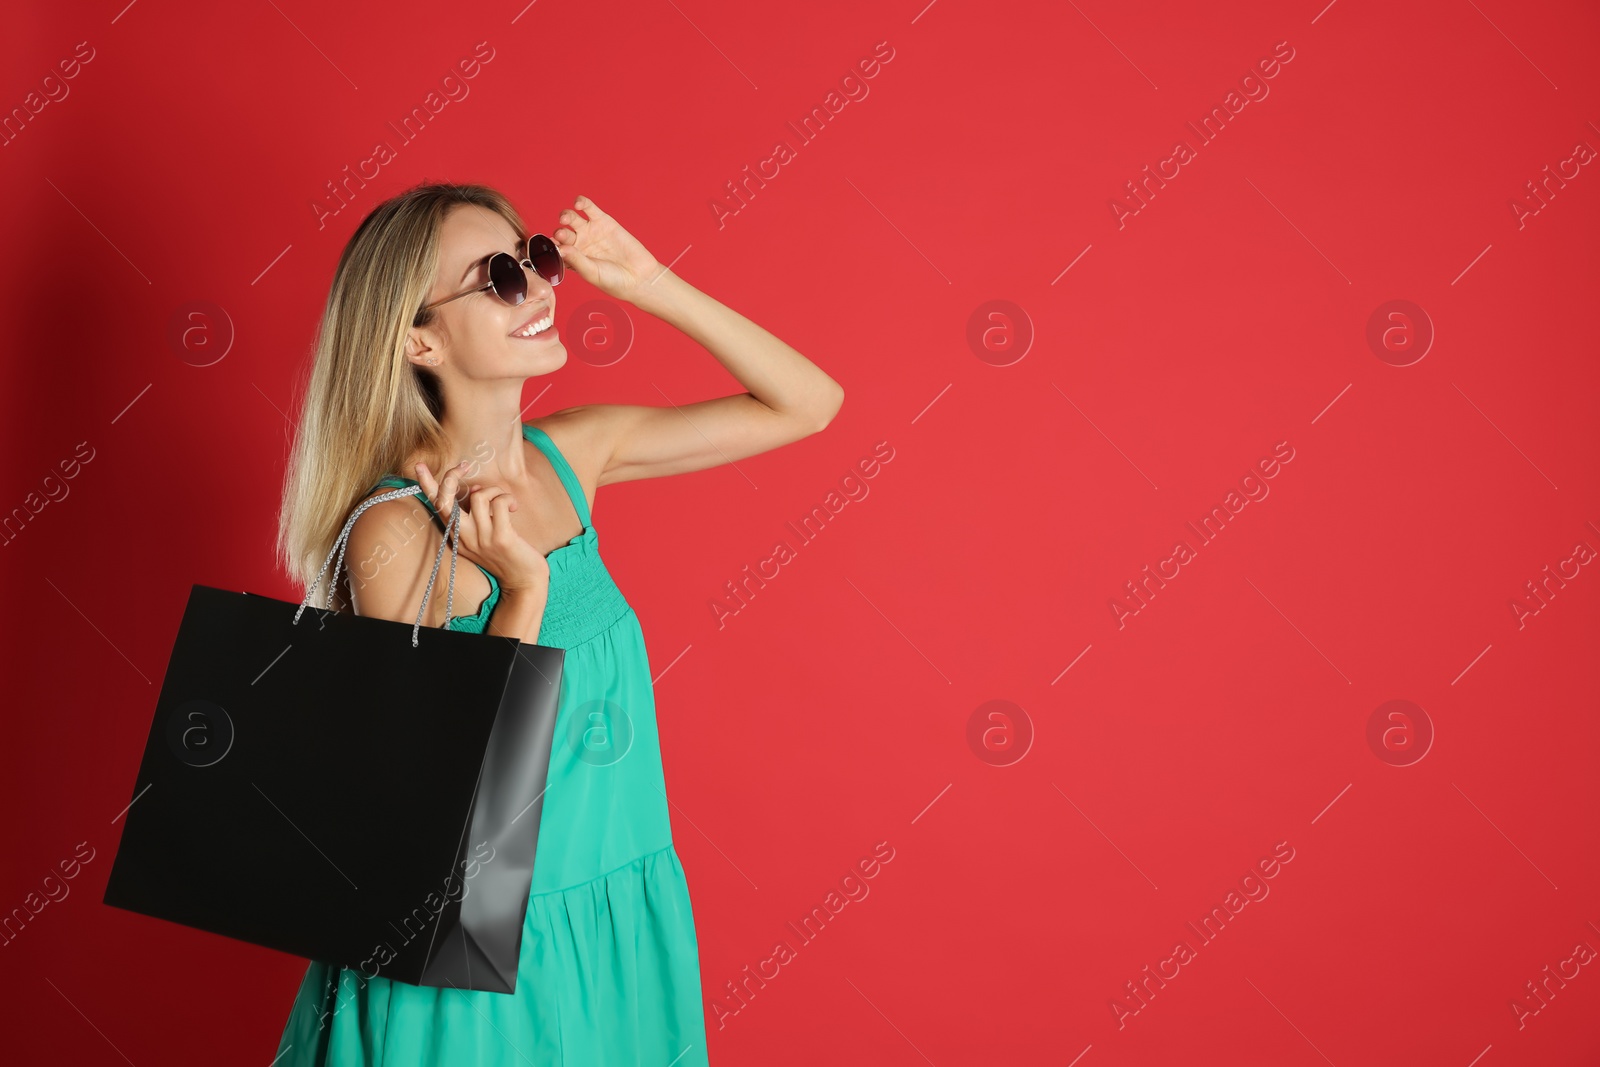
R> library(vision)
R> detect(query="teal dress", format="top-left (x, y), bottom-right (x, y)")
top-left (274, 422), bottom-right (709, 1066)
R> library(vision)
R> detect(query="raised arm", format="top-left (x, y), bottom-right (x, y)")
top-left (549, 196), bottom-right (845, 486)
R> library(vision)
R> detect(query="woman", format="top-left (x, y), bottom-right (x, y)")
top-left (272, 182), bottom-right (843, 1065)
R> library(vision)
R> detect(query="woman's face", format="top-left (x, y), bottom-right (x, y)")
top-left (408, 203), bottom-right (564, 380)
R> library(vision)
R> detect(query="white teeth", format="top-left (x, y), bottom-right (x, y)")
top-left (513, 314), bottom-right (553, 338)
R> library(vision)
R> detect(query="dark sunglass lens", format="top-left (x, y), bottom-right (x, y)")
top-left (488, 252), bottom-right (529, 306)
top-left (528, 235), bottom-right (564, 285)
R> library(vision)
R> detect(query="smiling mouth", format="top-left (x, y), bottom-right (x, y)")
top-left (510, 311), bottom-right (556, 340)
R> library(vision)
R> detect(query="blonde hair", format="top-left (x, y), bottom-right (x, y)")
top-left (275, 180), bottom-right (529, 609)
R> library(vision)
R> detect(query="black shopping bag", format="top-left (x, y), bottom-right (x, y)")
top-left (103, 485), bottom-right (563, 994)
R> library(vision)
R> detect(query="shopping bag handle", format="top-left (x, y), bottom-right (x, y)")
top-left (294, 484), bottom-right (464, 648)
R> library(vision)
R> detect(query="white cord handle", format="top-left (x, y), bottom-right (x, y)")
top-left (295, 485), bottom-right (462, 647)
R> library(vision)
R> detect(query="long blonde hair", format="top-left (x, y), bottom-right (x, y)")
top-left (276, 181), bottom-right (529, 609)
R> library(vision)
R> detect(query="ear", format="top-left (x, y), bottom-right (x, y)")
top-left (404, 329), bottom-right (440, 368)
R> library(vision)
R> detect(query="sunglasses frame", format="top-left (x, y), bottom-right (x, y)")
top-left (415, 233), bottom-right (563, 323)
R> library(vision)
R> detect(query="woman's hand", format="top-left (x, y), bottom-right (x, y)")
top-left (552, 195), bottom-right (666, 303)
top-left (415, 461), bottom-right (550, 596)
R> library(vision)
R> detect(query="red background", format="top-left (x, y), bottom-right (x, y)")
top-left (3, 0), bottom-right (1598, 1063)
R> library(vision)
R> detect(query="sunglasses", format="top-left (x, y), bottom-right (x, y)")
top-left (415, 234), bottom-right (564, 325)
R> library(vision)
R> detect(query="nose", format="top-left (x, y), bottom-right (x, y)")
top-left (518, 272), bottom-right (556, 306)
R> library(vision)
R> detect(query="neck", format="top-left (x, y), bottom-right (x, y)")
top-left (426, 383), bottom-right (533, 485)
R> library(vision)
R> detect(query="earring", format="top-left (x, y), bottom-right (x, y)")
top-left (426, 357), bottom-right (439, 366)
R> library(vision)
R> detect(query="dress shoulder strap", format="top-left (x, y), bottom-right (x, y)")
top-left (521, 422), bottom-right (592, 529)
top-left (367, 475), bottom-right (413, 494)
top-left (365, 475), bottom-right (440, 519)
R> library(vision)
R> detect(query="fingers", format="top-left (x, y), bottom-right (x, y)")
top-left (556, 207), bottom-right (585, 246)
top-left (416, 460), bottom-right (470, 529)
top-left (488, 491), bottom-right (516, 544)
top-left (414, 461), bottom-right (436, 501)
top-left (439, 463), bottom-right (466, 525)
top-left (467, 484), bottom-right (514, 510)
top-left (460, 484), bottom-right (518, 552)
top-left (413, 463), bottom-right (524, 565)
top-left (559, 196), bottom-right (603, 232)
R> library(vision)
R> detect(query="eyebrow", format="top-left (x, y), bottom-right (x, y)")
top-left (459, 239), bottom-right (523, 284)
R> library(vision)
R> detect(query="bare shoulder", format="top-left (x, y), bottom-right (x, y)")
top-left (347, 488), bottom-right (435, 557)
top-left (526, 405), bottom-right (625, 489)
top-left (343, 487), bottom-right (455, 627)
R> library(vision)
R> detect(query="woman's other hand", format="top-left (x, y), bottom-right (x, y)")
top-left (415, 461), bottom-right (550, 595)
